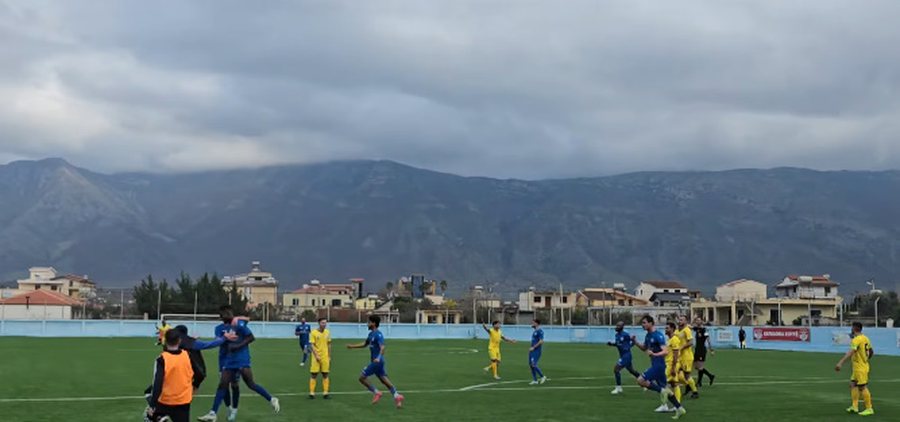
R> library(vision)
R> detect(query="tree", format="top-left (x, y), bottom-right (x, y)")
top-left (132, 275), bottom-right (175, 319)
top-left (439, 280), bottom-right (448, 295)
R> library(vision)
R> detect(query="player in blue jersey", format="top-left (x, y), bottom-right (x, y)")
top-left (347, 315), bottom-right (405, 409)
top-left (608, 321), bottom-right (641, 394)
top-left (198, 306), bottom-right (279, 422)
top-left (294, 318), bottom-right (312, 366)
top-left (634, 315), bottom-right (686, 419)
top-left (528, 319), bottom-right (548, 385)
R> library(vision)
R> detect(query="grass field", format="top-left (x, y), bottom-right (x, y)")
top-left (0, 336), bottom-right (898, 421)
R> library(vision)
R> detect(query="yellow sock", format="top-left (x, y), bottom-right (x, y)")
top-left (850, 388), bottom-right (859, 410)
top-left (674, 385), bottom-right (682, 402)
top-left (309, 379), bottom-right (317, 395)
top-left (861, 388), bottom-right (872, 410)
top-left (491, 362), bottom-right (498, 377)
top-left (323, 378), bottom-right (330, 394)
top-left (686, 376), bottom-right (698, 393)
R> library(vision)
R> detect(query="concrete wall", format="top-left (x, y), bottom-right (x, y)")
top-left (1, 305), bottom-right (71, 320)
top-left (1, 319), bottom-right (897, 356)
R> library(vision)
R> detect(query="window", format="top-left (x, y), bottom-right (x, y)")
top-left (618, 300), bottom-right (625, 306)
top-left (292, 298), bottom-right (299, 306)
top-left (811, 309), bottom-right (822, 317)
top-left (534, 296), bottom-right (542, 303)
top-left (562, 296), bottom-right (568, 304)
top-left (331, 299), bottom-right (342, 307)
top-left (51, 286), bottom-right (57, 291)
top-left (663, 289), bottom-right (670, 293)
top-left (825, 287), bottom-right (832, 295)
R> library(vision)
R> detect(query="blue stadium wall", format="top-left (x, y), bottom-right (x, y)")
top-left (1, 320), bottom-right (898, 356)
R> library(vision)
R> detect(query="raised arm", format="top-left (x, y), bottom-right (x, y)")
top-left (502, 335), bottom-right (516, 343)
top-left (347, 338), bottom-right (370, 349)
top-left (481, 324), bottom-right (491, 334)
top-left (835, 349), bottom-right (855, 371)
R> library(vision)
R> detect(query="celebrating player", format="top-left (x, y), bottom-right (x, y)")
top-left (835, 322), bottom-right (875, 416)
top-left (294, 317), bottom-right (312, 366)
top-left (482, 321), bottom-right (516, 380)
top-left (308, 318), bottom-right (332, 399)
top-left (692, 318), bottom-right (715, 387)
top-left (676, 315), bottom-right (699, 399)
top-left (633, 315), bottom-right (686, 420)
top-left (198, 306), bottom-right (279, 422)
top-left (156, 318), bottom-right (173, 346)
top-left (528, 319), bottom-right (547, 385)
top-left (665, 322), bottom-right (684, 409)
top-left (608, 321), bottom-right (641, 395)
top-left (347, 315), bottom-right (405, 408)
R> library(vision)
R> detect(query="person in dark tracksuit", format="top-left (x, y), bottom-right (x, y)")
top-left (146, 330), bottom-right (201, 422)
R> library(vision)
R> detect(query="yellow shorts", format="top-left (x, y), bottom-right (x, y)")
top-left (667, 365), bottom-right (680, 383)
top-left (489, 349), bottom-right (501, 361)
top-left (680, 358), bottom-right (693, 372)
top-left (311, 357), bottom-right (330, 374)
top-left (851, 367), bottom-right (869, 386)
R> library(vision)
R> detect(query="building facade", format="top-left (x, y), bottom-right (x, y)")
top-left (16, 267), bottom-right (96, 299)
top-left (222, 261), bottom-right (279, 307)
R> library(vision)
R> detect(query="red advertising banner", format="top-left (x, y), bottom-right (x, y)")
top-left (752, 327), bottom-right (811, 342)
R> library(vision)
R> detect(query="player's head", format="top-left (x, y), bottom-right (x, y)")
top-left (219, 305), bottom-right (234, 323)
top-left (693, 316), bottom-right (703, 327)
top-left (164, 328), bottom-right (181, 349)
top-left (851, 321), bottom-right (863, 334)
top-left (300, 317), bottom-right (306, 323)
top-left (665, 322), bottom-right (677, 337)
top-left (368, 314), bottom-right (381, 330)
top-left (492, 320), bottom-right (500, 329)
top-left (173, 325), bottom-right (189, 337)
top-left (161, 318), bottom-right (167, 325)
top-left (677, 314), bottom-right (688, 327)
top-left (615, 321), bottom-right (625, 332)
top-left (318, 317), bottom-right (327, 330)
top-left (640, 315), bottom-right (654, 331)
top-left (531, 319), bottom-right (541, 328)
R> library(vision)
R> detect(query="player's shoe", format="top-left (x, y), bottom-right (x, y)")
top-left (300, 362), bottom-right (305, 367)
top-left (308, 394), bottom-right (315, 400)
top-left (372, 391), bottom-right (384, 404)
top-left (708, 374), bottom-right (715, 386)
top-left (529, 380), bottom-right (539, 385)
top-left (197, 411), bottom-right (218, 422)
top-left (394, 394), bottom-right (405, 409)
top-left (690, 391), bottom-right (699, 399)
top-left (539, 376), bottom-right (547, 384)
top-left (158, 417), bottom-right (173, 422)
top-left (483, 366), bottom-right (490, 373)
top-left (226, 407), bottom-right (238, 422)
top-left (493, 376), bottom-right (502, 380)
top-left (672, 407), bottom-right (687, 420)
top-left (270, 397), bottom-right (280, 414)
top-left (611, 386), bottom-right (623, 395)
top-left (324, 394), bottom-right (331, 400)
top-left (859, 409), bottom-right (874, 416)
top-left (846, 407), bottom-right (858, 414)
top-left (654, 404), bottom-right (671, 413)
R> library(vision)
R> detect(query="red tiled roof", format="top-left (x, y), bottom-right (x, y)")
top-left (784, 275), bottom-right (838, 286)
top-left (642, 280), bottom-right (686, 289)
top-left (0, 290), bottom-right (82, 306)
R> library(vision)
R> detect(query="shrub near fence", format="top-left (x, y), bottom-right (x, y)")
top-left (1, 320), bottom-right (898, 356)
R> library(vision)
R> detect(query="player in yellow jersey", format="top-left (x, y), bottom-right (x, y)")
top-left (676, 315), bottom-right (699, 399)
top-left (481, 321), bottom-right (516, 380)
top-left (835, 322), bottom-right (874, 416)
top-left (660, 322), bottom-right (684, 414)
top-left (309, 318), bottom-right (333, 399)
top-left (156, 318), bottom-right (173, 346)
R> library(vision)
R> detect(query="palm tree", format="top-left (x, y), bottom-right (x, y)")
top-left (439, 280), bottom-right (448, 295)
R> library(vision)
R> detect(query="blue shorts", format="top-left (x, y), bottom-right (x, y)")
top-left (362, 361), bottom-right (387, 378)
top-left (223, 359), bottom-right (251, 370)
top-left (617, 354), bottom-right (633, 368)
top-left (642, 365), bottom-right (667, 387)
top-left (300, 342), bottom-right (310, 351)
top-left (529, 351), bottom-right (542, 365)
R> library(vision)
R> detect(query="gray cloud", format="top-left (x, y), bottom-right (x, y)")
top-left (2, 0), bottom-right (900, 178)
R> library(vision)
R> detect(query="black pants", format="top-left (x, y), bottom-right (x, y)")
top-left (155, 403), bottom-right (190, 422)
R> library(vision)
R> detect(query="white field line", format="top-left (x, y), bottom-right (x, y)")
top-left (3, 377), bottom-right (899, 404)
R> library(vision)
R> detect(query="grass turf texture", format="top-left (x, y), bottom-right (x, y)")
top-left (0, 337), bottom-right (898, 421)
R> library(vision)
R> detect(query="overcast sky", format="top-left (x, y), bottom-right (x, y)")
top-left (2, 1), bottom-right (899, 179)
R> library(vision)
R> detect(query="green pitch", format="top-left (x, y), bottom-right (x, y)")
top-left (1, 337), bottom-right (899, 421)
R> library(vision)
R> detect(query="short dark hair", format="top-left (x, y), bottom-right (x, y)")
top-left (164, 329), bottom-right (181, 346)
top-left (174, 325), bottom-right (189, 336)
top-left (852, 322), bottom-right (863, 331)
top-left (492, 320), bottom-right (500, 326)
top-left (667, 322), bottom-right (677, 330)
top-left (640, 315), bottom-right (654, 324)
top-left (533, 319), bottom-right (541, 325)
top-left (318, 317), bottom-right (327, 322)
top-left (369, 315), bottom-right (381, 327)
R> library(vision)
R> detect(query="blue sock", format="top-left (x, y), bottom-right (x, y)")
top-left (212, 388), bottom-right (227, 412)
top-left (647, 382), bottom-right (662, 393)
top-left (534, 366), bottom-right (544, 378)
top-left (614, 371), bottom-right (622, 386)
top-left (367, 384), bottom-right (377, 393)
top-left (302, 348), bottom-right (309, 363)
top-left (231, 385), bottom-right (240, 408)
top-left (250, 384), bottom-right (273, 401)
top-left (531, 367), bottom-right (537, 381)
top-left (389, 386), bottom-right (397, 395)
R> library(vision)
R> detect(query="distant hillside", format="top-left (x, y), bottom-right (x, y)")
top-left (1, 158), bottom-right (898, 295)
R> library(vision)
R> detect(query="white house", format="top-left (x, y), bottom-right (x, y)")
top-left (16, 267), bottom-right (96, 299)
top-left (634, 281), bottom-right (688, 302)
top-left (715, 279), bottom-right (767, 302)
top-left (775, 275), bottom-right (839, 299)
top-left (518, 287), bottom-right (579, 312)
top-left (0, 289), bottom-right (81, 320)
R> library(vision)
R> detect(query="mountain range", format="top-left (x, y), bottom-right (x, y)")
top-left (1, 158), bottom-right (898, 296)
